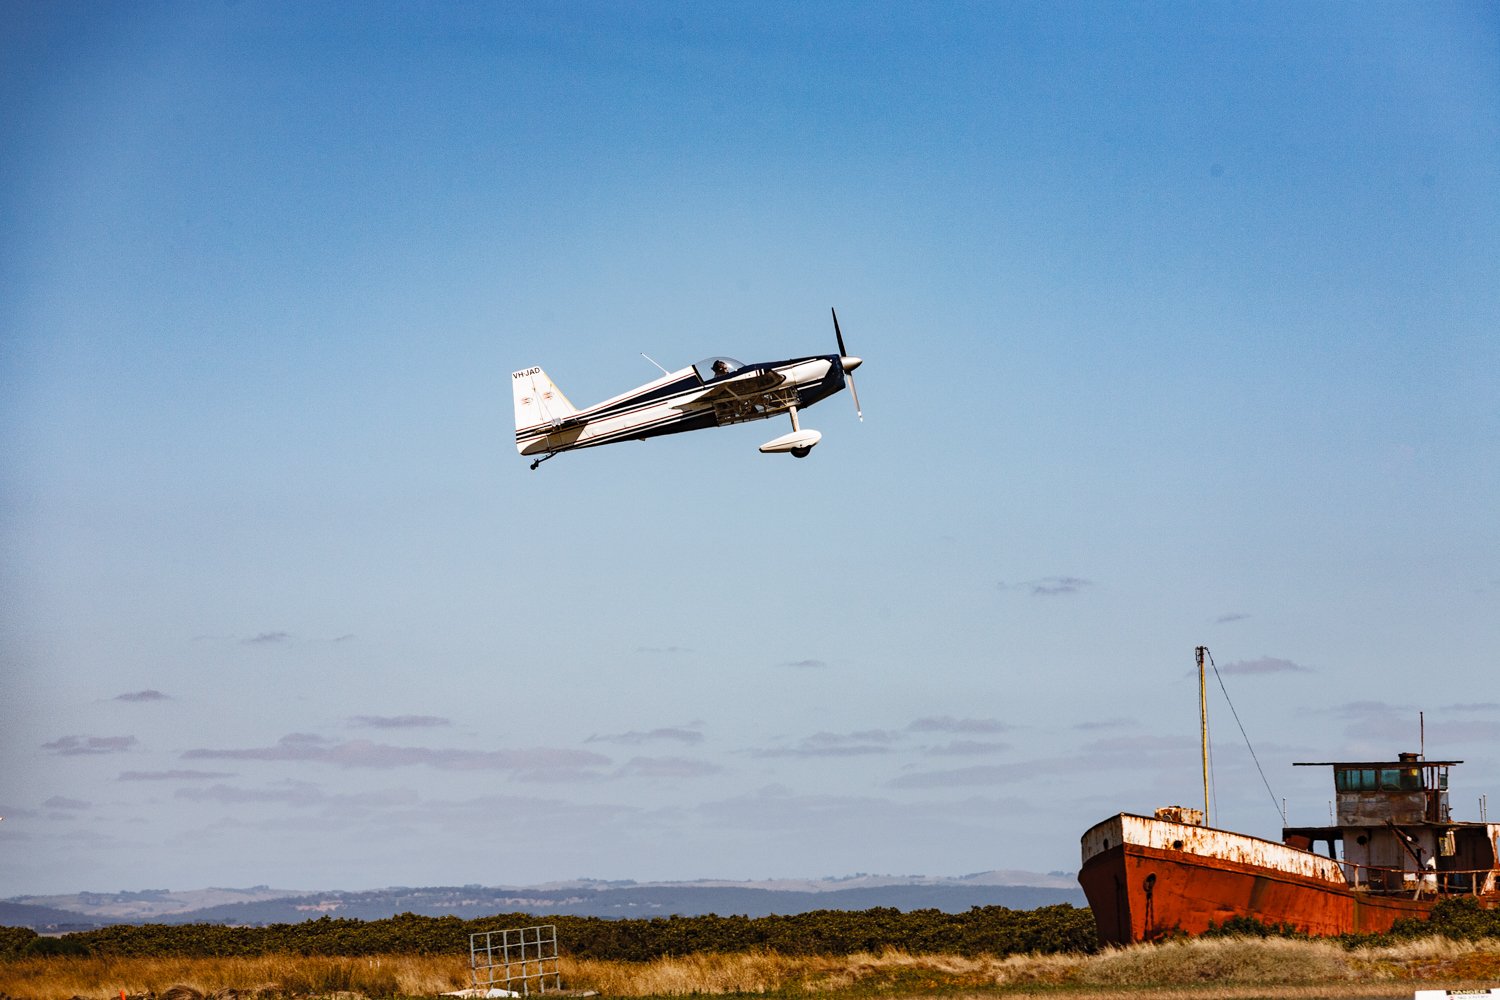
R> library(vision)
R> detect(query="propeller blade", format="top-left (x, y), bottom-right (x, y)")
top-left (832, 307), bottom-right (862, 421)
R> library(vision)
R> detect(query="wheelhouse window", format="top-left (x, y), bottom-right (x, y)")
top-left (1335, 766), bottom-right (1428, 792)
top-left (695, 357), bottom-right (744, 382)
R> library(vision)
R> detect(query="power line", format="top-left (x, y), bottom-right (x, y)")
top-left (1204, 647), bottom-right (1282, 824)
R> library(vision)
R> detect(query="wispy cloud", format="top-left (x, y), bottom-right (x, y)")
top-left (1440, 702), bottom-right (1500, 713)
top-left (1218, 656), bottom-right (1311, 675)
top-left (43, 735), bottom-right (138, 756)
top-left (908, 716), bottom-right (1009, 734)
top-left (973, 733), bottom-right (1196, 782)
top-left (44, 796), bottom-right (92, 810)
top-left (1329, 700), bottom-right (1409, 718)
top-left (1032, 576), bottom-right (1092, 596)
top-left (588, 727), bottom-right (704, 746)
top-left (697, 785), bottom-right (895, 832)
top-left (243, 631), bottom-right (293, 645)
top-left (391, 792), bottom-right (636, 830)
top-left (922, 740), bottom-right (1012, 756)
top-left (998, 577), bottom-right (1094, 597)
top-left (348, 715), bottom-right (451, 729)
top-left (1431, 720), bottom-right (1500, 743)
top-left (907, 720), bottom-right (1015, 753)
top-left (114, 690), bottom-right (170, 703)
top-left (175, 782), bottom-right (326, 806)
top-left (183, 734), bottom-right (612, 781)
top-left (1215, 613), bottom-right (1250, 624)
top-left (616, 756), bottom-right (724, 778)
top-left (119, 769), bottom-right (234, 781)
top-left (1080, 734), bottom-right (1192, 756)
top-left (1290, 702), bottom-right (1425, 754)
top-left (751, 730), bottom-right (901, 759)
top-left (175, 780), bottom-right (418, 809)
top-left (169, 786), bottom-right (636, 835)
top-left (636, 646), bottom-right (692, 654)
top-left (780, 659), bottom-right (828, 669)
top-left (889, 764), bottom-right (1021, 788)
top-left (1073, 717), bottom-right (1135, 731)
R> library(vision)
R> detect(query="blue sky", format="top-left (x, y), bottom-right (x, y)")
top-left (2, 1), bottom-right (1498, 897)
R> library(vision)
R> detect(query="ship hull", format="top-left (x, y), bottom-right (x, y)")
top-left (1079, 814), bottom-right (1436, 944)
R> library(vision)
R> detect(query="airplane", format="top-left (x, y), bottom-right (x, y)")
top-left (513, 308), bottom-right (863, 470)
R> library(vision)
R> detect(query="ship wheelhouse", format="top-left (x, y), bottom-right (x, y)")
top-left (1282, 752), bottom-right (1498, 896)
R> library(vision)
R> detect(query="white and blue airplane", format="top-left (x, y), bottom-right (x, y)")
top-left (513, 308), bottom-right (863, 469)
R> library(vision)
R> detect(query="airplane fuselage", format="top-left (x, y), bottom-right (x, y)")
top-left (514, 353), bottom-right (849, 458)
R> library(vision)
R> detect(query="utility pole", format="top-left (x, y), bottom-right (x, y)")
top-left (1196, 645), bottom-right (1211, 826)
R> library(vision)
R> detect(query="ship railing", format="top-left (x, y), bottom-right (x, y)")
top-left (1341, 859), bottom-right (1496, 898)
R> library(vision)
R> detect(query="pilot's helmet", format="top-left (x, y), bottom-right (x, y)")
top-left (712, 359), bottom-right (729, 374)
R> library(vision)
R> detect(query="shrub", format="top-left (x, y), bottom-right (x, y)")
top-left (21, 936), bottom-right (91, 957)
top-left (1201, 915), bottom-right (1307, 939)
top-left (60, 905), bottom-right (1100, 961)
top-left (1395, 897), bottom-right (1500, 941)
top-left (0, 925), bottom-right (39, 957)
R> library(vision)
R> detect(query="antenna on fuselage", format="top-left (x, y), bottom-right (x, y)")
top-left (641, 353), bottom-right (670, 376)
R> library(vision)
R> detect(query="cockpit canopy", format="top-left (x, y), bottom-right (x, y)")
top-left (695, 357), bottom-right (744, 382)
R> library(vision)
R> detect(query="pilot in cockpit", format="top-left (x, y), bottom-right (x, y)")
top-left (711, 359), bottom-right (731, 377)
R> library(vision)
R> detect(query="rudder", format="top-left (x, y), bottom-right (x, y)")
top-left (512, 367), bottom-right (578, 449)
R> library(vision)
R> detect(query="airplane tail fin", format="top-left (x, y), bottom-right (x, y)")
top-left (512, 366), bottom-right (578, 448)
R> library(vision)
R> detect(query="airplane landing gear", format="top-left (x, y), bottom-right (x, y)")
top-left (758, 404), bottom-right (824, 457)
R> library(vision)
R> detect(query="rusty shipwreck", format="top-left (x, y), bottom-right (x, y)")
top-left (1078, 651), bottom-right (1498, 944)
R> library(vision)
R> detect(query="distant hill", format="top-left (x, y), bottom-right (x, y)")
top-left (0, 900), bottom-right (107, 933)
top-left (3, 872), bottom-right (1085, 931)
top-left (4, 886), bottom-right (300, 923)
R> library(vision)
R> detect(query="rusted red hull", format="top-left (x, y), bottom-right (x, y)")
top-left (1079, 839), bottom-right (1435, 945)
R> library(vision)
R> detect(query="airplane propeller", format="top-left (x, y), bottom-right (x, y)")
top-left (831, 307), bottom-right (863, 421)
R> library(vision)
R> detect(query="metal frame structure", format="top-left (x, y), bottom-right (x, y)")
top-left (470, 924), bottom-right (561, 996)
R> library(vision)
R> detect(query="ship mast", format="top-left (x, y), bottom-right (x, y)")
top-left (1196, 645), bottom-right (1210, 826)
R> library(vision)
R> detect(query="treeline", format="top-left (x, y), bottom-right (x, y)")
top-left (1, 905), bottom-right (1096, 960)
top-left (9, 898), bottom-right (1497, 962)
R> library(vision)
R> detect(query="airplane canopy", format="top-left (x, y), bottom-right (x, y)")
top-left (695, 357), bottom-right (745, 381)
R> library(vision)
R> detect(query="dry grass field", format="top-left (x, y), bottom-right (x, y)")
top-left (4, 936), bottom-right (1500, 1000)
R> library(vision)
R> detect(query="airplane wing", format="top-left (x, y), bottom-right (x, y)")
top-left (692, 368), bottom-right (787, 403)
top-left (680, 369), bottom-right (799, 426)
